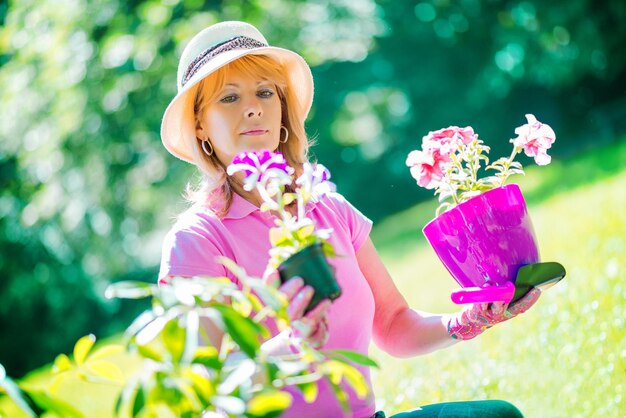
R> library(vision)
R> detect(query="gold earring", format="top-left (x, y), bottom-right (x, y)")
top-left (201, 140), bottom-right (213, 156)
top-left (280, 126), bottom-right (289, 143)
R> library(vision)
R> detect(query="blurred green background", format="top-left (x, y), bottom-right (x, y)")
top-left (0, 0), bottom-right (624, 414)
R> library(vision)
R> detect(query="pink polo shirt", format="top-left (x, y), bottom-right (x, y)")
top-left (159, 191), bottom-right (376, 418)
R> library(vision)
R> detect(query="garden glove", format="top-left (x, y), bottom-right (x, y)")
top-left (446, 288), bottom-right (541, 340)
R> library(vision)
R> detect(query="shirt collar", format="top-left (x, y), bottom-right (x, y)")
top-left (223, 193), bottom-right (259, 220)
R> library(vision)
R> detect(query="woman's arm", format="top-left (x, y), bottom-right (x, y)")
top-left (356, 238), bottom-right (459, 358)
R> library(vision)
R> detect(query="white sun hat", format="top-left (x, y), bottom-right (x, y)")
top-left (160, 21), bottom-right (314, 164)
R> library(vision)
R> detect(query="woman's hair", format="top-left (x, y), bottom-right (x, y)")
top-left (184, 54), bottom-right (312, 217)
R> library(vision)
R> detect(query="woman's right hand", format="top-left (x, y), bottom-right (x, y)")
top-left (268, 272), bottom-right (332, 349)
top-left (447, 288), bottom-right (542, 340)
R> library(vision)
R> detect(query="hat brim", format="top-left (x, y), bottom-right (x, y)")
top-left (161, 46), bottom-right (314, 164)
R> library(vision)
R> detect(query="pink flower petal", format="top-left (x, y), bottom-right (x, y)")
top-left (512, 114), bottom-right (556, 165)
top-left (534, 150), bottom-right (552, 166)
top-left (406, 150), bottom-right (433, 167)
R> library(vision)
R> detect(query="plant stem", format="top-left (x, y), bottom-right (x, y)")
top-left (449, 152), bottom-right (462, 204)
top-left (297, 192), bottom-right (305, 222)
top-left (450, 183), bottom-right (459, 204)
top-left (498, 146), bottom-right (521, 186)
top-left (468, 140), bottom-right (479, 188)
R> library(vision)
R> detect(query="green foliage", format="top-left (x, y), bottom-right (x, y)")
top-left (0, 262), bottom-right (376, 417)
top-left (0, 364), bottom-right (40, 417)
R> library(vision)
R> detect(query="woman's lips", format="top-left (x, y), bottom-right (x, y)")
top-left (241, 129), bottom-right (268, 136)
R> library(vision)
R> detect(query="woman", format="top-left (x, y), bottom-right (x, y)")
top-left (159, 21), bottom-right (540, 418)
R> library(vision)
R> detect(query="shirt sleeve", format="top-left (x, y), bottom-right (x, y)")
top-left (326, 192), bottom-right (373, 252)
top-left (158, 225), bottom-right (229, 285)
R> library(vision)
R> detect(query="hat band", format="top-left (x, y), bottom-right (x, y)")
top-left (181, 36), bottom-right (268, 87)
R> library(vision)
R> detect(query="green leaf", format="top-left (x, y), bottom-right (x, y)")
top-left (460, 190), bottom-right (482, 200)
top-left (247, 389), bottom-right (292, 415)
top-left (320, 359), bottom-right (369, 400)
top-left (297, 381), bottom-right (318, 403)
top-left (162, 319), bottom-right (186, 363)
top-left (0, 363), bottom-right (5, 381)
top-left (262, 362), bottom-right (280, 384)
top-left (231, 293), bottom-right (253, 317)
top-left (211, 395), bottom-right (246, 415)
top-left (86, 361), bottom-right (125, 384)
top-left (217, 256), bottom-right (250, 282)
top-left (132, 384), bottom-right (146, 417)
top-left (283, 193), bottom-right (296, 205)
top-left (73, 334), bottom-right (96, 366)
top-left (296, 224), bottom-right (315, 241)
top-left (214, 306), bottom-right (261, 358)
top-left (275, 358), bottom-right (310, 376)
top-left (135, 316), bottom-right (168, 346)
top-left (152, 377), bottom-right (185, 409)
top-left (478, 176), bottom-right (500, 187)
top-left (260, 202), bottom-right (274, 212)
top-left (0, 377), bottom-right (39, 418)
top-left (115, 378), bottom-right (139, 416)
top-left (52, 354), bottom-right (72, 373)
top-left (217, 358), bottom-right (256, 395)
top-left (188, 370), bottom-right (215, 404)
top-left (192, 346), bottom-right (221, 370)
top-left (269, 227), bottom-right (292, 247)
top-left (105, 281), bottom-right (154, 299)
top-left (326, 350), bottom-right (379, 368)
top-left (26, 388), bottom-right (85, 418)
top-left (49, 373), bottom-right (69, 394)
top-left (320, 360), bottom-right (343, 385)
top-left (87, 344), bottom-right (124, 362)
top-left (340, 363), bottom-right (369, 399)
top-left (249, 282), bottom-right (284, 312)
top-left (327, 379), bottom-right (349, 414)
top-left (246, 291), bottom-right (265, 314)
top-left (321, 241), bottom-right (335, 258)
top-left (134, 340), bottom-right (163, 362)
top-left (181, 311), bottom-right (199, 365)
top-left (125, 310), bottom-right (158, 340)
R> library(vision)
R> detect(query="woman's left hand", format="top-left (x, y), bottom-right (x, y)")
top-left (447, 288), bottom-right (541, 340)
top-left (265, 270), bottom-right (331, 349)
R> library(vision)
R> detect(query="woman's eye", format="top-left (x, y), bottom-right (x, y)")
top-left (258, 89), bottom-right (274, 98)
top-left (220, 94), bottom-right (238, 103)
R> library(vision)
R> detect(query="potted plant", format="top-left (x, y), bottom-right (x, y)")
top-left (406, 114), bottom-right (565, 304)
top-left (227, 150), bottom-right (341, 314)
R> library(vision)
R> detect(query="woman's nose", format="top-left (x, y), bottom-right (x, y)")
top-left (244, 98), bottom-right (263, 118)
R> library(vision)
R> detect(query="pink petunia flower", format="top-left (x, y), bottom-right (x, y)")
top-left (512, 114), bottom-right (556, 166)
top-left (423, 126), bottom-right (475, 156)
top-left (227, 150), bottom-right (294, 190)
top-left (296, 163), bottom-right (331, 194)
top-left (406, 149), bottom-right (447, 189)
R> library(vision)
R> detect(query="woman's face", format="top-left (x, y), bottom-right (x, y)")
top-left (196, 67), bottom-right (283, 165)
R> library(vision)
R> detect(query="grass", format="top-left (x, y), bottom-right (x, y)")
top-left (1, 140), bottom-right (625, 417)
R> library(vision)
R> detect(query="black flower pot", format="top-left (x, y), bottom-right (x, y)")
top-left (278, 243), bottom-right (342, 313)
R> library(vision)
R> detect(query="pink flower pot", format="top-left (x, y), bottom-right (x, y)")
top-left (422, 184), bottom-right (539, 304)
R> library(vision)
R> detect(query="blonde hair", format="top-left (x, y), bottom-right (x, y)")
top-left (183, 54), bottom-right (312, 216)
